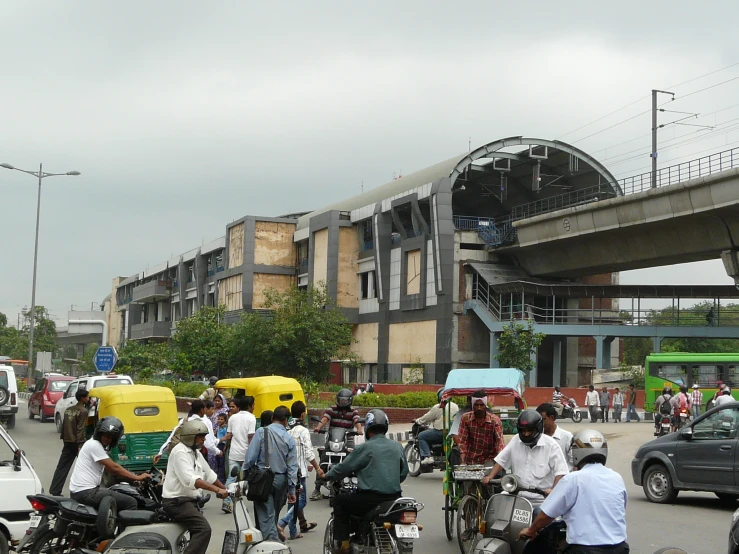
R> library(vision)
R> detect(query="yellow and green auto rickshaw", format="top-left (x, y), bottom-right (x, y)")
top-left (215, 376), bottom-right (305, 426)
top-left (86, 384), bottom-right (178, 481)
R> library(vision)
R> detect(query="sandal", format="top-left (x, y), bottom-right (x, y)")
top-left (301, 522), bottom-right (318, 532)
top-left (289, 533), bottom-right (304, 540)
top-left (277, 526), bottom-right (286, 542)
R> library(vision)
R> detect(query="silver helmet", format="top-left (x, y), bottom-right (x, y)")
top-left (571, 429), bottom-right (608, 469)
top-left (179, 419), bottom-right (209, 449)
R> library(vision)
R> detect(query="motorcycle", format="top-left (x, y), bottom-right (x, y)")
top-left (655, 414), bottom-right (672, 437)
top-left (323, 478), bottom-right (424, 554)
top-left (558, 398), bottom-right (582, 423)
top-left (314, 422), bottom-right (359, 498)
top-left (474, 475), bottom-right (566, 554)
top-left (404, 423), bottom-right (444, 477)
top-left (15, 494), bottom-right (65, 553)
top-left (676, 408), bottom-right (690, 431)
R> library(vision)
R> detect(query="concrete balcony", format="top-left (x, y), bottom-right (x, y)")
top-left (130, 320), bottom-right (172, 340)
top-left (132, 280), bottom-right (172, 303)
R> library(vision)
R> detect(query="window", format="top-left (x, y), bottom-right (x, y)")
top-left (65, 383), bottom-right (78, 398)
top-left (693, 365), bottom-right (721, 387)
top-left (692, 407), bottom-right (739, 440)
top-left (362, 220), bottom-right (374, 250)
top-left (134, 407), bottom-right (160, 416)
top-left (35, 379), bottom-right (46, 393)
top-left (656, 364), bottom-right (687, 386)
top-left (360, 271), bottom-right (376, 300)
top-left (406, 250), bottom-right (421, 295)
top-left (188, 264), bottom-right (195, 283)
top-left (93, 378), bottom-right (132, 388)
top-left (50, 380), bottom-right (70, 392)
top-left (0, 371), bottom-right (7, 389)
top-left (728, 365), bottom-right (739, 388)
top-left (395, 204), bottom-right (416, 238)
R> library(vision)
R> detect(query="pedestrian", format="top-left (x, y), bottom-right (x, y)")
top-left (210, 393), bottom-right (229, 429)
top-left (612, 387), bottom-right (624, 423)
top-left (277, 401), bottom-right (324, 541)
top-left (221, 396), bottom-right (256, 513)
top-left (585, 385), bottom-right (600, 423)
top-left (598, 386), bottom-right (611, 423)
top-left (691, 384), bottom-right (703, 419)
top-left (243, 405), bottom-right (298, 544)
top-left (215, 413), bottom-right (229, 483)
top-left (625, 383), bottom-right (641, 422)
top-left (49, 389), bottom-right (89, 496)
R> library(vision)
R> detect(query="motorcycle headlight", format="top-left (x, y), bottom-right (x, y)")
top-left (330, 442), bottom-right (342, 453)
top-left (501, 475), bottom-right (518, 493)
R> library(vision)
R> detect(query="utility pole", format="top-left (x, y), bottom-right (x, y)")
top-left (651, 89), bottom-right (675, 188)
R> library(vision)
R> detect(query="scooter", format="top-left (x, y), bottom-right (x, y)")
top-left (559, 398), bottom-right (582, 423)
top-left (405, 423), bottom-right (444, 477)
top-left (474, 475), bottom-right (566, 554)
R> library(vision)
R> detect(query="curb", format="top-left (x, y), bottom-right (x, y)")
top-left (19, 392), bottom-right (30, 400)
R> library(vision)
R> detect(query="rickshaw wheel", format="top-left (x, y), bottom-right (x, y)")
top-left (444, 492), bottom-right (454, 541)
top-left (456, 495), bottom-right (481, 554)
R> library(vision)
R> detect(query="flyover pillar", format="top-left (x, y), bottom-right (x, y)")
top-left (489, 332), bottom-right (500, 368)
top-left (595, 336), bottom-right (615, 369)
top-left (653, 337), bottom-right (663, 353)
top-left (553, 338), bottom-right (563, 387)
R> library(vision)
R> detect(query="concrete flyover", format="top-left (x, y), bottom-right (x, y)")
top-left (499, 167), bottom-right (739, 278)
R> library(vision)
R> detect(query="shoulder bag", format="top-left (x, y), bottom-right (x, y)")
top-left (246, 428), bottom-right (275, 503)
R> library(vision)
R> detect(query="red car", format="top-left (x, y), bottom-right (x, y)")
top-left (28, 375), bottom-right (74, 422)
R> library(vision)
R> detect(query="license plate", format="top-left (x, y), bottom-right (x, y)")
top-left (662, 423), bottom-right (670, 428)
top-left (511, 508), bottom-right (531, 525)
top-left (395, 524), bottom-right (419, 539)
top-left (29, 515), bottom-right (41, 529)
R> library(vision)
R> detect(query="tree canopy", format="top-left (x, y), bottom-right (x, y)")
top-left (496, 320), bottom-right (545, 381)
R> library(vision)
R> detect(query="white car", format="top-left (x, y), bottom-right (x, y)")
top-left (0, 420), bottom-right (43, 551)
top-left (54, 374), bottom-right (133, 432)
top-left (0, 364), bottom-right (19, 429)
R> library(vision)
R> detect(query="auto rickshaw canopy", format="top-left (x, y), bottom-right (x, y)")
top-left (215, 376), bottom-right (305, 417)
top-left (440, 368), bottom-right (526, 407)
top-left (88, 384), bottom-right (179, 434)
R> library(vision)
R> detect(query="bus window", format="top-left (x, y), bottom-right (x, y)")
top-left (656, 364), bottom-right (687, 385)
top-left (693, 365), bottom-right (721, 387)
top-left (727, 365), bottom-right (739, 388)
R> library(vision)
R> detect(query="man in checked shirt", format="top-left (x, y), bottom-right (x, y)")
top-left (457, 393), bottom-right (504, 488)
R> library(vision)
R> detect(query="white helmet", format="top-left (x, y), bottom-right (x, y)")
top-left (179, 420), bottom-right (209, 449)
top-left (571, 429), bottom-right (608, 469)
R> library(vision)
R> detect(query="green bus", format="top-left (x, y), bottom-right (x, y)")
top-left (645, 352), bottom-right (739, 412)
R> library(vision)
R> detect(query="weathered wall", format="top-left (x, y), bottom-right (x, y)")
top-left (252, 273), bottom-right (295, 308)
top-left (228, 223), bottom-right (244, 267)
top-left (337, 227), bottom-right (359, 308)
top-left (313, 228), bottom-right (328, 285)
top-left (454, 313), bottom-right (491, 365)
top-left (388, 320), bottom-right (437, 364)
top-left (350, 323), bottom-right (379, 363)
top-left (254, 221), bottom-right (296, 267)
top-left (406, 249), bottom-right (421, 295)
top-left (218, 274), bottom-right (243, 311)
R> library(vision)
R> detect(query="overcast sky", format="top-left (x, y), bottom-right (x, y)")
top-left (1, 1), bottom-right (738, 327)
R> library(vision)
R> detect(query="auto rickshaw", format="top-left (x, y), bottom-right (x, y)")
top-left (86, 384), bottom-right (179, 482)
top-left (215, 376), bottom-right (305, 426)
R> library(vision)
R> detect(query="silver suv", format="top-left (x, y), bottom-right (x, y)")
top-left (54, 373), bottom-right (133, 432)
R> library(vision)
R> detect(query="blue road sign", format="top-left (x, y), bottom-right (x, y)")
top-left (93, 346), bottom-right (119, 373)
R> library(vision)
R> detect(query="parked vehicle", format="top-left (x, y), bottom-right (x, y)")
top-left (86, 385), bottom-right (179, 483)
top-left (215, 376), bottom-right (305, 426)
top-left (0, 422), bottom-right (43, 552)
top-left (0, 364), bottom-right (19, 429)
top-left (28, 375), bottom-right (74, 422)
top-left (405, 422), bottom-right (444, 477)
top-left (632, 401), bottom-right (739, 504)
top-left (474, 474), bottom-right (566, 554)
top-left (54, 374), bottom-right (133, 433)
top-left (559, 397), bottom-right (583, 423)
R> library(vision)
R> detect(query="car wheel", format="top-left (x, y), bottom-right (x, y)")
top-left (643, 464), bottom-right (678, 504)
top-left (55, 414), bottom-right (62, 433)
top-left (28, 404), bottom-right (35, 419)
top-left (716, 493), bottom-right (739, 503)
top-left (0, 531), bottom-right (9, 554)
top-left (39, 410), bottom-right (48, 423)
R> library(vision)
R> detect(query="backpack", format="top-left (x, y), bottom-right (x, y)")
top-left (659, 397), bottom-right (673, 415)
top-left (167, 418), bottom-right (185, 454)
top-left (679, 393), bottom-right (689, 410)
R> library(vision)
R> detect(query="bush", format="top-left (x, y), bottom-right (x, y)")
top-left (16, 378), bottom-right (27, 393)
top-left (352, 391), bottom-right (437, 409)
top-left (141, 380), bottom-right (206, 398)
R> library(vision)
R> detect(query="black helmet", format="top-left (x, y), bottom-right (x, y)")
top-left (517, 409), bottom-right (544, 448)
top-left (571, 429), bottom-right (608, 468)
top-left (662, 387), bottom-right (672, 396)
top-left (336, 388), bottom-right (353, 408)
top-left (437, 388), bottom-right (444, 404)
top-left (364, 409), bottom-right (389, 437)
top-left (94, 416), bottom-right (124, 449)
top-left (554, 386), bottom-right (561, 392)
top-left (209, 376), bottom-right (218, 386)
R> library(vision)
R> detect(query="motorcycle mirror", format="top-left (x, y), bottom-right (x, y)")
top-left (680, 427), bottom-right (693, 439)
top-left (230, 466), bottom-right (240, 478)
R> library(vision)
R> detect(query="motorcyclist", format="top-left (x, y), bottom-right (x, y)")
top-left (161, 419), bottom-right (228, 554)
top-left (654, 387), bottom-right (674, 434)
top-left (672, 385), bottom-right (692, 416)
top-left (416, 388), bottom-right (459, 466)
top-left (714, 387), bottom-right (734, 407)
top-left (482, 410), bottom-right (568, 507)
top-left (311, 388), bottom-right (363, 501)
top-left (198, 376), bottom-right (219, 402)
top-left (325, 409), bottom-right (408, 554)
top-left (552, 386), bottom-right (565, 416)
top-left (519, 429), bottom-right (629, 554)
top-left (69, 416), bottom-right (151, 512)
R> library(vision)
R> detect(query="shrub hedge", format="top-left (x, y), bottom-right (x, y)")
top-left (352, 391), bottom-right (437, 408)
top-left (141, 380), bottom-right (207, 398)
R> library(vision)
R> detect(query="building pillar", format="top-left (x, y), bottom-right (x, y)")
top-left (653, 336), bottom-right (663, 353)
top-left (553, 338), bottom-right (563, 387)
top-left (489, 332), bottom-right (500, 368)
top-left (594, 336), bottom-right (615, 370)
top-left (529, 348), bottom-right (538, 386)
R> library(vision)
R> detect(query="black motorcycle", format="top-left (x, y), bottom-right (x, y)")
top-left (312, 420), bottom-right (359, 498)
top-left (16, 494), bottom-right (65, 553)
top-left (404, 423), bottom-right (444, 477)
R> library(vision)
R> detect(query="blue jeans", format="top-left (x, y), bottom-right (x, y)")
top-left (626, 404), bottom-right (640, 422)
top-left (222, 457), bottom-right (243, 507)
top-left (279, 477), bottom-right (306, 538)
top-left (418, 428), bottom-right (443, 458)
top-left (255, 473), bottom-right (288, 542)
top-left (692, 403), bottom-right (701, 419)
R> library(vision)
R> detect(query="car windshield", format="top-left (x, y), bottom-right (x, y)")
top-left (93, 379), bottom-right (131, 388)
top-left (49, 381), bottom-right (70, 392)
top-left (0, 371), bottom-right (7, 389)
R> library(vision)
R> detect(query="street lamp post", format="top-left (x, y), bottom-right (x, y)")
top-left (1, 163), bottom-right (80, 385)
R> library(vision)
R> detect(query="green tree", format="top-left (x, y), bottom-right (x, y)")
top-left (496, 320), bottom-right (545, 381)
top-left (229, 283), bottom-right (353, 381)
top-left (78, 343), bottom-right (99, 374)
top-left (623, 337), bottom-right (652, 366)
top-left (117, 340), bottom-right (175, 379)
top-left (170, 305), bottom-right (231, 378)
top-left (23, 306), bottom-right (58, 361)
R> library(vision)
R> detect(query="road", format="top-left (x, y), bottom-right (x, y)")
top-left (9, 403), bottom-right (735, 554)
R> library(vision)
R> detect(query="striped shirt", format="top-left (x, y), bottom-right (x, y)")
top-left (691, 389), bottom-right (703, 407)
top-left (323, 406), bottom-right (360, 429)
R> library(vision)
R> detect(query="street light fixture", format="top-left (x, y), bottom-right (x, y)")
top-left (0, 163), bottom-right (81, 385)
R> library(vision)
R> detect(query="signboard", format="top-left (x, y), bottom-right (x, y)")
top-left (93, 346), bottom-right (118, 373)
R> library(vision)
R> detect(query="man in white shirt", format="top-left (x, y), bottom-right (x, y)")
top-left (222, 396), bottom-right (256, 512)
top-left (519, 429), bottom-right (628, 554)
top-left (537, 403), bottom-right (574, 471)
top-left (162, 419), bottom-right (228, 554)
top-left (70, 416), bottom-right (150, 512)
top-left (482, 409), bottom-right (568, 507)
top-left (714, 388), bottom-right (734, 407)
top-left (416, 389), bottom-right (459, 465)
top-left (585, 385), bottom-right (600, 423)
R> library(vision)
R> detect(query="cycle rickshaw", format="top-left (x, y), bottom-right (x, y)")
top-left (440, 368), bottom-right (526, 554)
